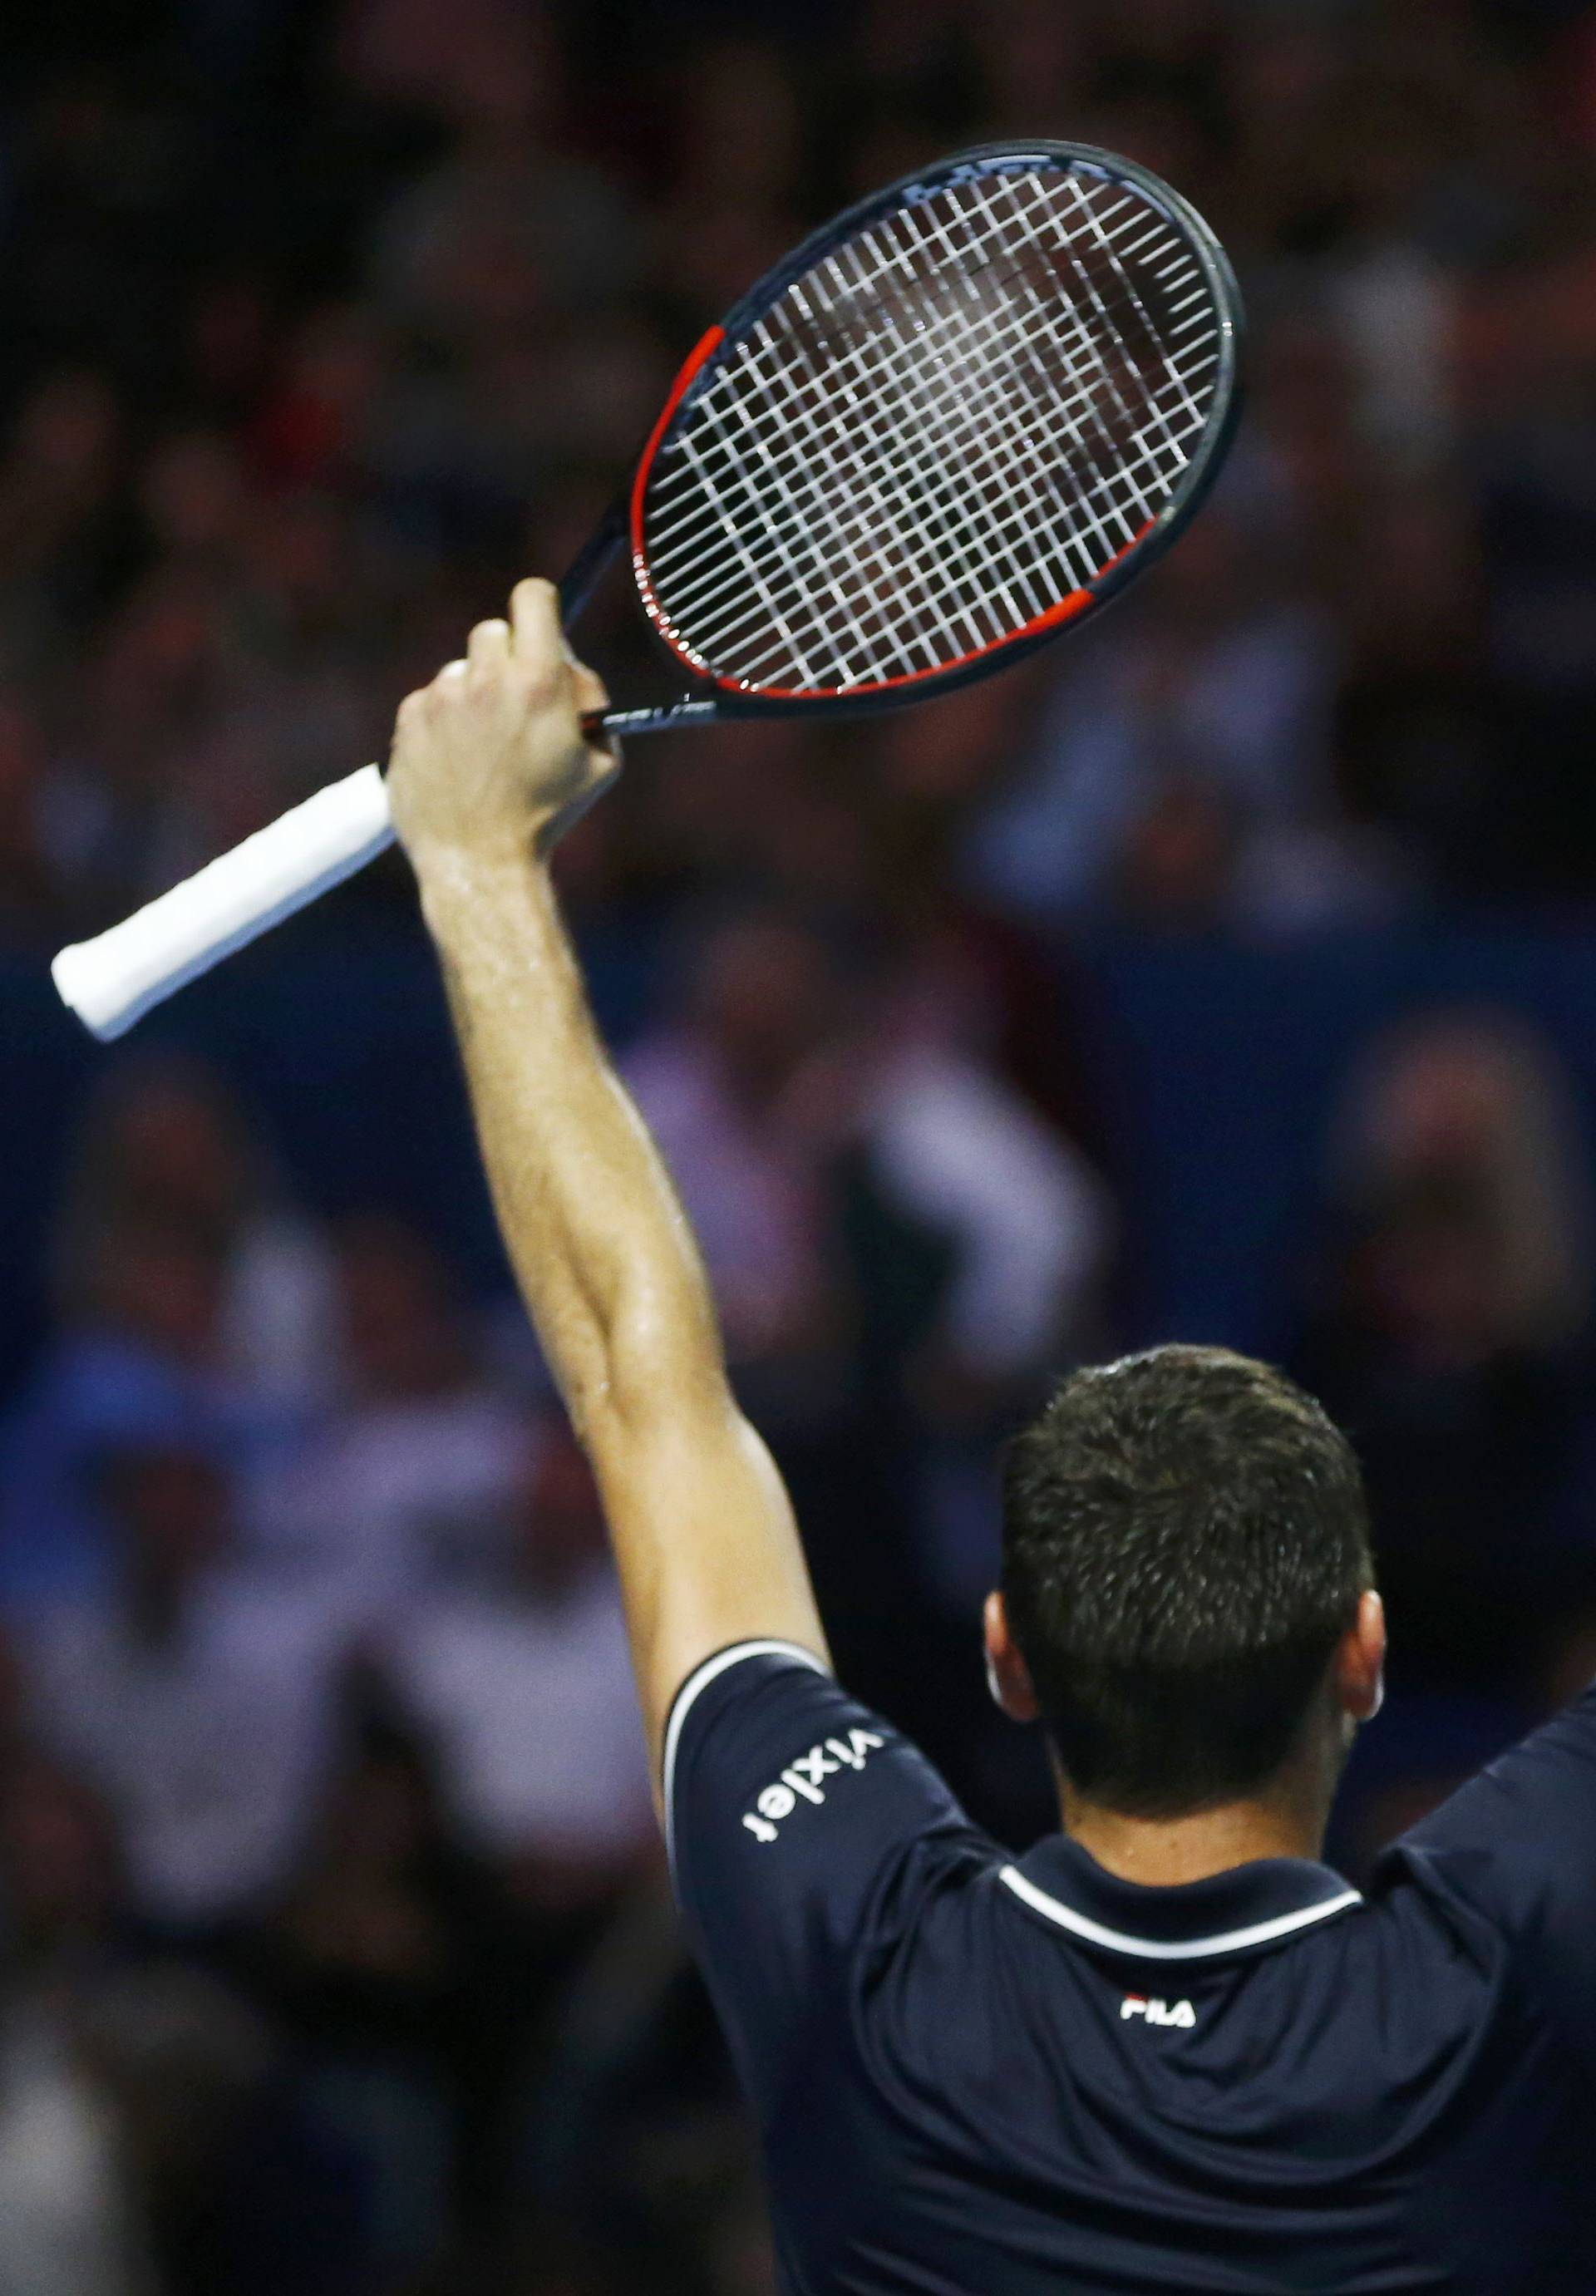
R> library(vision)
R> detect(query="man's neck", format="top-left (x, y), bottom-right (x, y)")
top-left (1057, 1771), bottom-right (1329, 1888)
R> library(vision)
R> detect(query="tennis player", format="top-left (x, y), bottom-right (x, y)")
top-left (388, 582), bottom-right (1596, 2294)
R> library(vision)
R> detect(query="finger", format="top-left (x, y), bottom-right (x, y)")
top-left (466, 618), bottom-right (510, 673)
top-left (510, 578), bottom-right (564, 681)
top-left (434, 658), bottom-right (468, 693)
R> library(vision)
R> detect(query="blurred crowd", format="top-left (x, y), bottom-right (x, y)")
top-left (2, 0), bottom-right (1596, 2289)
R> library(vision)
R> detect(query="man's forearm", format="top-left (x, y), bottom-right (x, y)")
top-left (417, 850), bottom-right (722, 1433)
top-left (386, 584), bottom-right (827, 1754)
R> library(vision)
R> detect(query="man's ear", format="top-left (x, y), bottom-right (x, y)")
top-left (1336, 1588), bottom-right (1387, 1725)
top-left (984, 1590), bottom-right (1042, 1724)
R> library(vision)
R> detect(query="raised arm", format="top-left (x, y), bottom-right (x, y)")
top-left (386, 581), bottom-right (827, 1776)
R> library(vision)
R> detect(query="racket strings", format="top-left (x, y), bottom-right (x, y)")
top-left (657, 173), bottom-right (1203, 670)
top-left (654, 203), bottom-right (1160, 668)
top-left (643, 165), bottom-right (1224, 693)
top-left (711, 189), bottom-right (1210, 686)
top-left (651, 176), bottom-right (1177, 584)
top-left (652, 177), bottom-right (1207, 677)
top-left (653, 200), bottom-right (1199, 630)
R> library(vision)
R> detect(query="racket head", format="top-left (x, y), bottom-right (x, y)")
top-left (626, 142), bottom-right (1244, 721)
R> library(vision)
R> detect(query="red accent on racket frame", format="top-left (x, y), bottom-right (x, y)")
top-left (629, 324), bottom-right (726, 591)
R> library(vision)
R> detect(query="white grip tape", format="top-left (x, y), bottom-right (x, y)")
top-left (51, 763), bottom-right (395, 1040)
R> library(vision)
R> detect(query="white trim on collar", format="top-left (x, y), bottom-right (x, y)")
top-left (998, 1863), bottom-right (1364, 1961)
top-left (662, 1638), bottom-right (830, 1870)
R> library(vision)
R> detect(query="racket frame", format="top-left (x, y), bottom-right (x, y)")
top-left (568, 139), bottom-right (1244, 736)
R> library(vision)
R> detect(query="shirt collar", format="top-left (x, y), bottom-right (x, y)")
top-left (1001, 1834), bottom-right (1363, 1963)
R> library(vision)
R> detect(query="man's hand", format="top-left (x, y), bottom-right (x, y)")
top-left (387, 578), bottom-right (618, 877)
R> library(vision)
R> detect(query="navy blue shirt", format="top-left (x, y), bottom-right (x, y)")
top-left (666, 1640), bottom-right (1596, 2294)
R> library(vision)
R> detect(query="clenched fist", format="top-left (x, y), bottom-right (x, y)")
top-left (387, 578), bottom-right (618, 877)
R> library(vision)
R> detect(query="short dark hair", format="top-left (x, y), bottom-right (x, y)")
top-left (1000, 1345), bottom-right (1373, 1817)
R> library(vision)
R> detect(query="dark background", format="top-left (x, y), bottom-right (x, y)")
top-left (2, 2), bottom-right (1596, 2289)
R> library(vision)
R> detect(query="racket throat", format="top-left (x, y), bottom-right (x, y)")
top-left (585, 699), bottom-right (721, 737)
top-left (559, 510), bottom-right (628, 627)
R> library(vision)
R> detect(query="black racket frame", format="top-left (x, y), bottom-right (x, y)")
top-left (562, 139), bottom-right (1245, 737)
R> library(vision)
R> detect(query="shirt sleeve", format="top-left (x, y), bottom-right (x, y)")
top-left (663, 1638), bottom-right (991, 2116)
top-left (1391, 1677), bottom-right (1596, 2057)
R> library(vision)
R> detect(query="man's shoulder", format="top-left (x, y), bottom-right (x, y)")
top-left (665, 1643), bottom-right (999, 2103)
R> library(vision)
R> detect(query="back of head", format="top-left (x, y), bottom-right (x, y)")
top-left (1001, 1346), bottom-right (1372, 1818)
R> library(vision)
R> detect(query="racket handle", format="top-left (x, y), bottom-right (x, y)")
top-left (52, 700), bottom-right (699, 1038)
top-left (52, 764), bottom-right (394, 1041)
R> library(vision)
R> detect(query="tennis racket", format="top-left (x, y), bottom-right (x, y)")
top-left (52, 139), bottom-right (1243, 1039)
